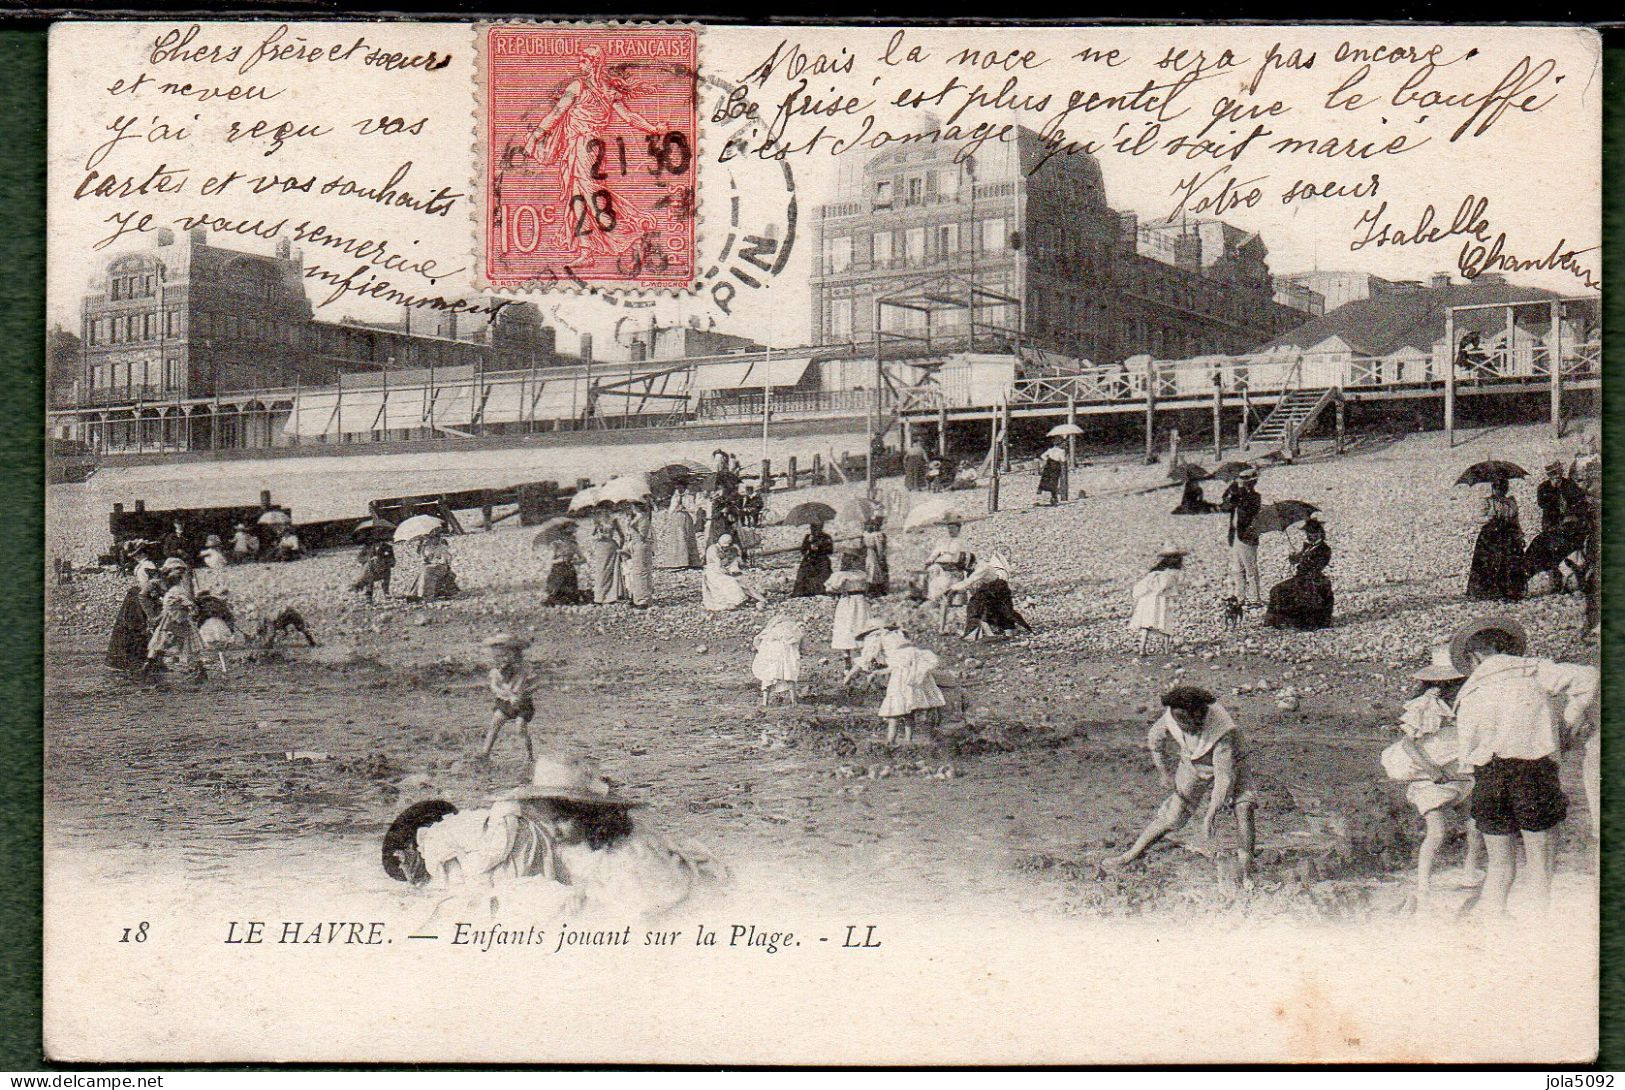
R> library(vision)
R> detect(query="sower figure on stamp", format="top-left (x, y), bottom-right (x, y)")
top-left (522, 45), bottom-right (663, 261)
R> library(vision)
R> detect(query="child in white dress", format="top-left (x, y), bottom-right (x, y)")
top-left (841, 618), bottom-right (890, 690)
top-left (1129, 543), bottom-right (1186, 655)
top-left (751, 615), bottom-right (804, 706)
top-left (876, 630), bottom-right (945, 746)
top-left (1380, 645), bottom-right (1483, 908)
top-left (826, 551), bottom-right (872, 667)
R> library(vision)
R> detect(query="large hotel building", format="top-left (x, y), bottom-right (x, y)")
top-left (809, 127), bottom-right (1301, 364)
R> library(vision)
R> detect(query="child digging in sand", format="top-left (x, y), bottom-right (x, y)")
top-left (481, 634), bottom-right (537, 763)
top-left (751, 615), bottom-right (804, 706)
top-left (1380, 644), bottom-right (1484, 909)
top-left (875, 629), bottom-right (945, 747)
top-left (1104, 686), bottom-right (1257, 886)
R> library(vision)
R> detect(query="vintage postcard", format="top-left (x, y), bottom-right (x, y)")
top-left (44, 21), bottom-right (1601, 1064)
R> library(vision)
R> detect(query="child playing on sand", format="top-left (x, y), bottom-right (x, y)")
top-left (1381, 645), bottom-right (1484, 909)
top-left (481, 634), bottom-right (537, 764)
top-left (875, 629), bottom-right (945, 746)
top-left (1129, 543), bottom-right (1185, 656)
top-left (751, 615), bottom-right (804, 706)
top-left (841, 618), bottom-right (890, 690)
top-left (1105, 686), bottom-right (1257, 885)
top-left (826, 552), bottom-right (872, 668)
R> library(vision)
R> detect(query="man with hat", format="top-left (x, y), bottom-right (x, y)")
top-left (1220, 467), bottom-right (1263, 607)
top-left (1381, 645), bottom-right (1484, 907)
top-left (1106, 686), bottom-right (1257, 884)
top-left (481, 634), bottom-right (538, 764)
top-left (1450, 616), bottom-right (1599, 915)
top-left (1536, 459), bottom-right (1586, 535)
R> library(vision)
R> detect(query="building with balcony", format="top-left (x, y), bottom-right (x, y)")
top-left (809, 127), bottom-right (1300, 366)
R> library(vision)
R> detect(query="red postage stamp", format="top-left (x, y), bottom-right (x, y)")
top-left (481, 25), bottom-right (699, 289)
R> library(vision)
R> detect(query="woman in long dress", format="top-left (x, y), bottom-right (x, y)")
top-left (790, 521), bottom-right (835, 597)
top-left (1466, 479), bottom-right (1525, 601)
top-left (923, 520), bottom-right (970, 635)
top-left (587, 510), bottom-right (625, 605)
top-left (1036, 444), bottom-right (1066, 506)
top-left (146, 578), bottom-right (207, 680)
top-left (861, 517), bottom-right (890, 598)
top-left (655, 493), bottom-right (696, 570)
top-left (414, 532), bottom-right (460, 600)
top-left (953, 545), bottom-right (1033, 640)
top-left (701, 534), bottom-right (765, 612)
top-left (1264, 519), bottom-right (1335, 629)
top-left (107, 576), bottom-right (162, 674)
top-left (686, 489), bottom-right (708, 566)
top-left (621, 504), bottom-right (654, 609)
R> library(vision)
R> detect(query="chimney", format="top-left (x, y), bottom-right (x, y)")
top-left (155, 228), bottom-right (176, 247)
top-left (580, 333), bottom-right (594, 361)
top-left (188, 227), bottom-right (207, 247)
top-left (1430, 272), bottom-right (1452, 289)
top-left (275, 237), bottom-right (292, 259)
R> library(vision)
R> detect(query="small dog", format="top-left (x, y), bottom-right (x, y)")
top-left (1222, 596), bottom-right (1246, 629)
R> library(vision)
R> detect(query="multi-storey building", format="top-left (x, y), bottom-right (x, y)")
top-left (809, 127), bottom-right (1299, 366)
top-left (73, 227), bottom-right (560, 409)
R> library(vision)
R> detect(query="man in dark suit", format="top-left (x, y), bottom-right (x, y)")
top-left (1220, 468), bottom-right (1262, 606)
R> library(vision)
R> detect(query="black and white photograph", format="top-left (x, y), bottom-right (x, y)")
top-left (40, 20), bottom-right (1603, 1063)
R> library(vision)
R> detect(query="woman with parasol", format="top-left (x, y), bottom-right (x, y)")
top-left (587, 506), bottom-right (626, 605)
top-left (350, 519), bottom-right (396, 603)
top-left (1460, 461), bottom-right (1527, 601)
top-left (1262, 511), bottom-right (1334, 630)
top-left (1035, 439), bottom-right (1068, 506)
top-left (618, 501), bottom-right (655, 610)
top-left (784, 502), bottom-right (837, 598)
top-left (655, 489), bottom-right (701, 571)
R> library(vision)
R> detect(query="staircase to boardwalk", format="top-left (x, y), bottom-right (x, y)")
top-left (1250, 385), bottom-right (1341, 456)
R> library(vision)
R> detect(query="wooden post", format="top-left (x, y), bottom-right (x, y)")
top-left (1443, 310), bottom-right (1455, 447)
top-left (1212, 381), bottom-right (1223, 461)
top-left (1144, 359), bottom-right (1158, 464)
top-left (1169, 427), bottom-right (1181, 467)
top-left (481, 502), bottom-right (494, 532)
top-left (937, 407), bottom-right (948, 456)
top-left (812, 453), bottom-right (823, 484)
top-left (760, 458), bottom-right (771, 493)
top-left (1550, 300), bottom-right (1564, 438)
top-left (259, 490), bottom-right (272, 508)
top-left (1064, 395), bottom-right (1077, 500)
top-left (1334, 399), bottom-right (1346, 454)
top-left (988, 408), bottom-right (1000, 513)
top-left (786, 455), bottom-right (798, 490)
top-left (1000, 399), bottom-right (1012, 471)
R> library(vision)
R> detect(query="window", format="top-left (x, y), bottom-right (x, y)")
top-left (905, 177), bottom-right (924, 206)
top-left (873, 230), bottom-right (894, 266)
top-left (873, 181), bottom-right (893, 209)
top-left (933, 224), bottom-right (958, 260)
top-left (940, 168), bottom-right (961, 200)
top-left (982, 218), bottom-right (1008, 253)
top-left (905, 227), bottom-right (926, 265)
top-left (829, 297), bottom-right (854, 339)
top-left (823, 235), bottom-right (853, 274)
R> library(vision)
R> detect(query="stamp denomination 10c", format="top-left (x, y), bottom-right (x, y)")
top-left (481, 24), bottom-right (698, 289)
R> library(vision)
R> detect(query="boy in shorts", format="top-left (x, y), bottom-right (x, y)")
top-left (1105, 686), bottom-right (1257, 883)
top-left (1451, 616), bottom-right (1599, 916)
top-left (480, 633), bottom-right (538, 764)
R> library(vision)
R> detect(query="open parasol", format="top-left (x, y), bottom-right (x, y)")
top-left (1455, 460), bottom-right (1528, 486)
top-left (648, 461), bottom-right (714, 498)
top-left (530, 518), bottom-right (578, 552)
top-left (903, 496), bottom-right (975, 533)
top-left (393, 514), bottom-right (445, 542)
top-left (1167, 463), bottom-right (1212, 483)
top-left (1212, 461), bottom-right (1255, 482)
top-left (840, 496), bottom-right (880, 526)
top-left (598, 474), bottom-right (653, 506)
top-left (256, 508), bottom-right (292, 526)
top-left (781, 501), bottom-right (837, 527)
top-left (1251, 500), bottom-right (1320, 535)
top-left (350, 516), bottom-right (396, 541)
top-left (1046, 423), bottom-right (1085, 438)
top-left (567, 486), bottom-right (604, 512)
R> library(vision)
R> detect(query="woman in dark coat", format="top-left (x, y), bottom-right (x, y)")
top-left (1172, 477), bottom-right (1217, 514)
top-left (106, 578), bottom-right (162, 674)
top-left (790, 522), bottom-right (835, 597)
top-left (952, 545), bottom-right (1033, 640)
top-left (1466, 478), bottom-right (1526, 601)
top-left (1264, 519), bottom-right (1334, 629)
